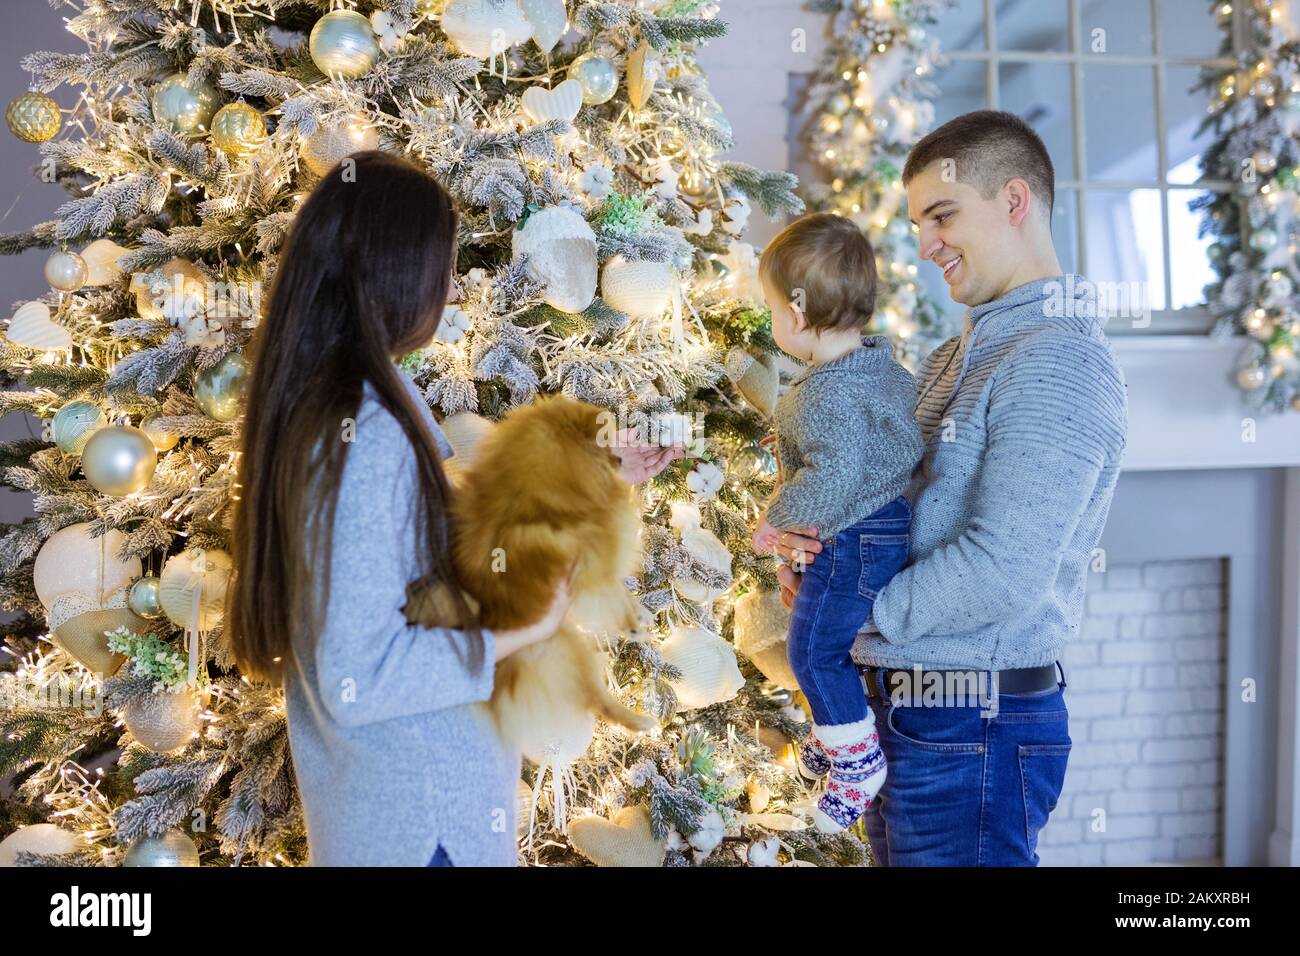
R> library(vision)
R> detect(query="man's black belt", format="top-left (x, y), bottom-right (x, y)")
top-left (860, 662), bottom-right (1062, 701)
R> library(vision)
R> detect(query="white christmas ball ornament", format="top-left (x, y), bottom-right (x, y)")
top-left (601, 255), bottom-right (675, 320)
top-left (159, 547), bottom-right (232, 631)
top-left (33, 523), bottom-right (140, 612)
top-left (0, 823), bottom-right (83, 866)
top-left (568, 52), bottom-right (618, 105)
top-left (309, 10), bottom-right (380, 79)
top-left (511, 205), bottom-right (597, 313)
top-left (5, 301), bottom-right (71, 352)
top-left (441, 0), bottom-right (532, 59)
top-left (122, 688), bottom-right (201, 753)
top-left (659, 625), bottom-right (745, 710)
top-left (122, 829), bottom-right (200, 867)
top-left (45, 250), bottom-right (87, 292)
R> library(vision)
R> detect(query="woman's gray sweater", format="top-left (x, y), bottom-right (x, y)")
top-left (765, 335), bottom-right (924, 537)
top-left (283, 368), bottom-right (519, 867)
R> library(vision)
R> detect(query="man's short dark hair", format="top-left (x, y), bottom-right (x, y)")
top-left (902, 110), bottom-right (1055, 218)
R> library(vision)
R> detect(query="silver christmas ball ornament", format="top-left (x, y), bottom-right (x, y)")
top-left (122, 828), bottom-right (200, 867)
top-left (150, 74), bottom-right (219, 134)
top-left (128, 574), bottom-right (164, 620)
top-left (310, 10), bottom-right (380, 79)
top-left (568, 53), bottom-right (619, 106)
top-left (44, 250), bottom-right (88, 292)
top-left (81, 425), bottom-right (157, 496)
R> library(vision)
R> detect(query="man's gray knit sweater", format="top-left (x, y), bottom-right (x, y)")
top-left (283, 368), bottom-right (519, 867)
top-left (765, 334), bottom-right (924, 537)
top-left (852, 274), bottom-right (1129, 671)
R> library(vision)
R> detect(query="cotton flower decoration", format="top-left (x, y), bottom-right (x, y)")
top-left (579, 163), bottom-right (614, 199)
top-left (369, 11), bottom-right (410, 52)
top-left (689, 806), bottom-right (726, 860)
top-left (714, 242), bottom-right (765, 308)
top-left (682, 206), bottom-right (713, 236)
top-left (686, 460), bottom-right (723, 501)
top-left (652, 162), bottom-right (680, 201)
top-left (722, 193), bottom-right (751, 236)
top-left (435, 304), bottom-right (472, 343)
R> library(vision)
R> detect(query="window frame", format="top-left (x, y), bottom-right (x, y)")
top-left (939, 0), bottom-right (1244, 334)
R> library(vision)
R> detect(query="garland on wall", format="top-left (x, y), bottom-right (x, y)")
top-left (1196, 0), bottom-right (1300, 412)
top-left (801, 0), bottom-right (959, 368)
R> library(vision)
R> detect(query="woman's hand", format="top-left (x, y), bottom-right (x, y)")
top-left (491, 563), bottom-right (577, 662)
top-left (610, 428), bottom-right (687, 484)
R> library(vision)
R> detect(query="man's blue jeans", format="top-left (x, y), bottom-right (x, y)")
top-left (859, 664), bottom-right (1071, 866)
top-left (787, 497), bottom-right (911, 726)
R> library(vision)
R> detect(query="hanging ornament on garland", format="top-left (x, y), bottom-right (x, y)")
top-left (309, 9), bottom-right (381, 79)
top-left (299, 115), bottom-right (379, 176)
top-left (6, 90), bottom-right (61, 143)
top-left (511, 204), bottom-right (597, 313)
top-left (44, 250), bottom-right (87, 292)
top-left (568, 52), bottom-right (619, 105)
top-left (149, 75), bottom-right (219, 134)
top-left (5, 301), bottom-right (72, 352)
top-left (128, 574), bottom-right (164, 620)
top-left (627, 39), bottom-right (661, 111)
top-left (520, 0), bottom-right (567, 53)
top-left (121, 829), bottom-right (200, 867)
top-left (209, 102), bottom-right (267, 157)
top-left (193, 352), bottom-right (249, 421)
top-left (80, 424), bottom-right (157, 496)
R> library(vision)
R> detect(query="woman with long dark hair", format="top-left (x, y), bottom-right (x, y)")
top-left (225, 152), bottom-right (572, 866)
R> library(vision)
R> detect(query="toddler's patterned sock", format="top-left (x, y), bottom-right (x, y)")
top-left (797, 729), bottom-right (831, 780)
top-left (813, 714), bottom-right (887, 833)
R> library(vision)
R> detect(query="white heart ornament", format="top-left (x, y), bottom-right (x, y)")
top-left (5, 301), bottom-right (71, 351)
top-left (521, 79), bottom-right (583, 125)
top-left (520, 0), bottom-right (567, 53)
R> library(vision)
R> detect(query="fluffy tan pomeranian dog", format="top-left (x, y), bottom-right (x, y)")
top-left (404, 395), bottom-right (655, 752)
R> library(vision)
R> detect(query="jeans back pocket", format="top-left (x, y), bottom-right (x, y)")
top-left (858, 533), bottom-right (909, 599)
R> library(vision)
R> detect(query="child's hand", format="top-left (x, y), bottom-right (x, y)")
top-left (751, 514), bottom-right (780, 555)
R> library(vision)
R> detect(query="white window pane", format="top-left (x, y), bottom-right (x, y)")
top-left (996, 0), bottom-right (1070, 51)
top-left (1085, 64), bottom-right (1158, 181)
top-left (934, 59), bottom-right (987, 127)
top-left (929, 2), bottom-right (986, 51)
top-left (1080, 0), bottom-right (1154, 56)
top-left (1052, 189), bottom-right (1080, 274)
top-left (1160, 0), bottom-right (1229, 57)
top-left (999, 61), bottom-right (1077, 180)
top-left (1167, 189), bottom-right (1218, 310)
top-left (1084, 189), bottom-right (1166, 314)
top-left (1166, 64), bottom-right (1216, 184)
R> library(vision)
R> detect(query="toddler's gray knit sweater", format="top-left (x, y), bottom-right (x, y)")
top-left (765, 335), bottom-right (924, 537)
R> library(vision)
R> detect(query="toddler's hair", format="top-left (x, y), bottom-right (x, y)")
top-left (758, 212), bottom-right (878, 333)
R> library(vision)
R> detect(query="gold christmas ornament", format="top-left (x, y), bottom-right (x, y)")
top-left (194, 352), bottom-right (249, 421)
top-left (299, 115), bottom-right (379, 176)
top-left (150, 75), bottom-right (219, 134)
top-left (79, 239), bottom-right (129, 287)
top-left (567, 52), bottom-right (619, 105)
top-left (309, 9), bottom-right (381, 79)
top-left (81, 425), bottom-right (157, 496)
top-left (140, 414), bottom-right (179, 452)
top-left (52, 607), bottom-right (142, 676)
top-left (209, 102), bottom-right (267, 157)
top-left (627, 40), bottom-right (660, 111)
top-left (44, 250), bottom-right (88, 292)
top-left (122, 688), bottom-right (201, 753)
top-left (6, 91), bottom-right (61, 143)
top-left (122, 829), bottom-right (200, 867)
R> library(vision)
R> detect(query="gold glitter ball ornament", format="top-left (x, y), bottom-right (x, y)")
top-left (6, 91), bottom-right (61, 143)
top-left (209, 102), bottom-right (267, 157)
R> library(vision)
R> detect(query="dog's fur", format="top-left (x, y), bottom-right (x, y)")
top-left (403, 395), bottom-right (654, 750)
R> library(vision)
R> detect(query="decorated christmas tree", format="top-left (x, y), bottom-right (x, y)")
top-left (0, 0), bottom-right (871, 867)
top-left (801, 0), bottom-right (958, 368)
top-left (1195, 0), bottom-right (1300, 413)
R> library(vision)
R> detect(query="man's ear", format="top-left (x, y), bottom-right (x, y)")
top-left (1005, 177), bottom-right (1034, 226)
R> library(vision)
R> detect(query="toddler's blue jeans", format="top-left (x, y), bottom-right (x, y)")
top-left (787, 496), bottom-right (911, 726)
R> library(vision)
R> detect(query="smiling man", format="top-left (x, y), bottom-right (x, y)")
top-left (773, 110), bottom-right (1129, 866)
